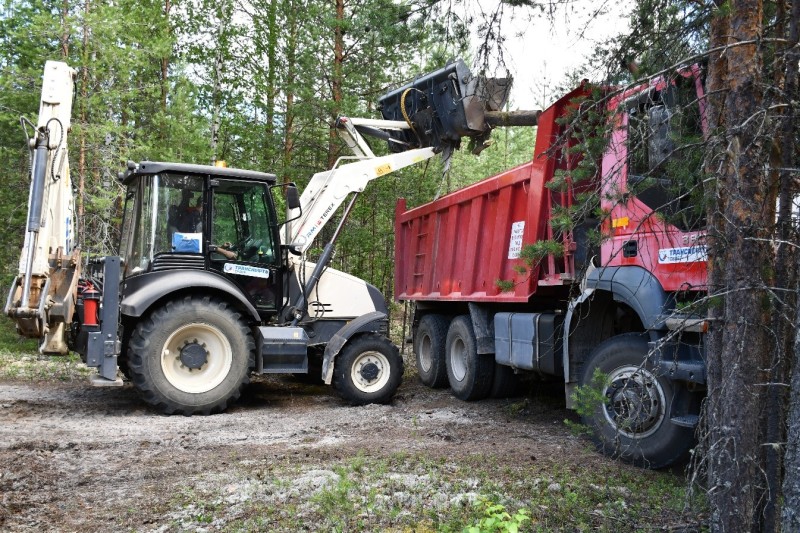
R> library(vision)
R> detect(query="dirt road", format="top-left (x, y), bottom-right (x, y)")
top-left (0, 372), bottom-right (699, 532)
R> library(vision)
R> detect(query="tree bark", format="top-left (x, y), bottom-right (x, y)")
top-left (327, 0), bottom-right (345, 169)
top-left (282, 0), bottom-right (297, 183)
top-left (160, 0), bottom-right (171, 116)
top-left (780, 0), bottom-right (800, 528)
top-left (705, 1), bottom-right (774, 531)
top-left (60, 0), bottom-right (69, 58)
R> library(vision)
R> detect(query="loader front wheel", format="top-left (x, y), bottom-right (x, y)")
top-left (128, 296), bottom-right (254, 415)
top-left (333, 334), bottom-right (403, 405)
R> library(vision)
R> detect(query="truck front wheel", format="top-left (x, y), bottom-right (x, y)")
top-left (446, 315), bottom-right (494, 401)
top-left (128, 296), bottom-right (254, 415)
top-left (333, 334), bottom-right (403, 405)
top-left (579, 333), bottom-right (694, 468)
top-left (414, 314), bottom-right (449, 388)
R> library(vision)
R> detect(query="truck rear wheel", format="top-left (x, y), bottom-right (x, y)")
top-left (579, 333), bottom-right (694, 468)
top-left (490, 363), bottom-right (521, 398)
top-left (414, 314), bottom-right (449, 388)
top-left (446, 315), bottom-right (494, 401)
top-left (128, 296), bottom-right (254, 415)
top-left (333, 334), bottom-right (403, 405)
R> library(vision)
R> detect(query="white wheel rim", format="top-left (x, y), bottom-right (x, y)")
top-left (419, 334), bottom-right (433, 373)
top-left (349, 350), bottom-right (391, 393)
top-left (160, 323), bottom-right (233, 394)
top-left (450, 338), bottom-right (467, 382)
top-left (602, 366), bottom-right (666, 439)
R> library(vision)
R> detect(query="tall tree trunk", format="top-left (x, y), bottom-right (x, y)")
top-left (282, 0), bottom-right (297, 183)
top-left (265, 0), bottom-right (278, 166)
top-left (78, 0), bottom-right (90, 248)
top-left (60, 0), bottom-right (69, 58)
top-left (705, 1), bottom-right (774, 531)
top-left (765, 0), bottom-right (800, 528)
top-left (327, 0), bottom-right (345, 169)
top-left (160, 0), bottom-right (171, 116)
top-left (781, 0), bottom-right (800, 528)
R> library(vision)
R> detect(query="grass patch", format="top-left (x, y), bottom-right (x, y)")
top-left (158, 451), bottom-right (706, 532)
top-left (0, 316), bottom-right (91, 382)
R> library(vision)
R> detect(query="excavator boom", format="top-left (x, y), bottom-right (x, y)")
top-left (5, 61), bottom-right (80, 353)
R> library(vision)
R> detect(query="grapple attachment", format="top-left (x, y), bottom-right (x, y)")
top-left (378, 59), bottom-right (511, 153)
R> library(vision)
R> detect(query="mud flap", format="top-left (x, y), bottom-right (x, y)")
top-left (321, 311), bottom-right (387, 384)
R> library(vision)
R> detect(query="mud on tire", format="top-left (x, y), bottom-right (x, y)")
top-left (128, 295), bottom-right (255, 415)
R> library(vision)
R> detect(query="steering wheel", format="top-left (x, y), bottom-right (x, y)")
top-left (232, 236), bottom-right (263, 261)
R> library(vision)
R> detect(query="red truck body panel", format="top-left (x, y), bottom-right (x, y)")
top-left (395, 84), bottom-right (593, 303)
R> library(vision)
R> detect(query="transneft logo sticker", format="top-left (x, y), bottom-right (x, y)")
top-left (224, 263), bottom-right (271, 279)
top-left (658, 246), bottom-right (707, 264)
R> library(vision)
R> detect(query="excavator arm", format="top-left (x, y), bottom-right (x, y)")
top-left (5, 61), bottom-right (80, 354)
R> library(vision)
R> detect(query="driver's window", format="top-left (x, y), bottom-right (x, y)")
top-left (213, 194), bottom-right (240, 249)
top-left (212, 180), bottom-right (277, 264)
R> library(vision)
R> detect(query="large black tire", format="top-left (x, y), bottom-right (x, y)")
top-left (414, 314), bottom-right (449, 388)
top-left (128, 296), bottom-right (255, 415)
top-left (490, 363), bottom-right (522, 398)
top-left (445, 315), bottom-right (494, 401)
top-left (579, 333), bottom-right (694, 468)
top-left (333, 333), bottom-right (403, 405)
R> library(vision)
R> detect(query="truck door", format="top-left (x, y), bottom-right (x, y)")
top-left (210, 179), bottom-right (281, 313)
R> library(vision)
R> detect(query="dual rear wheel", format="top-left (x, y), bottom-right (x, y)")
top-left (414, 314), bottom-right (518, 401)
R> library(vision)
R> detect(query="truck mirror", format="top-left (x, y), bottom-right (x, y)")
top-left (647, 105), bottom-right (675, 172)
top-left (286, 184), bottom-right (300, 210)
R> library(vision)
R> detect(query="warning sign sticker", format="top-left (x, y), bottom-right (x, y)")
top-left (508, 221), bottom-right (525, 259)
top-left (657, 245), bottom-right (707, 264)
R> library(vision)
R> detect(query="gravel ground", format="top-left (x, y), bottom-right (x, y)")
top-left (0, 367), bottom-right (699, 532)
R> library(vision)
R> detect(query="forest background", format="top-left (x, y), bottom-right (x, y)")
top-left (3, 1), bottom-right (800, 532)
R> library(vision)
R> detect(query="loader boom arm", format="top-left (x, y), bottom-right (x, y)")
top-left (283, 117), bottom-right (436, 254)
top-left (5, 61), bottom-right (81, 353)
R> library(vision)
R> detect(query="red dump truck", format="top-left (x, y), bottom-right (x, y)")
top-left (391, 69), bottom-right (708, 467)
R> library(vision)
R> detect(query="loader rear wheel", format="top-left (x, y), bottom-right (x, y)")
top-left (445, 315), bottom-right (494, 401)
top-left (128, 296), bottom-right (254, 415)
top-left (414, 314), bottom-right (449, 388)
top-left (579, 333), bottom-right (693, 468)
top-left (333, 334), bottom-right (403, 406)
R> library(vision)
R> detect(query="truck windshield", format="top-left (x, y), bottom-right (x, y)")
top-left (626, 77), bottom-right (705, 231)
top-left (120, 173), bottom-right (204, 276)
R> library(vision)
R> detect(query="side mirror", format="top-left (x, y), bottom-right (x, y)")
top-left (286, 184), bottom-right (300, 210)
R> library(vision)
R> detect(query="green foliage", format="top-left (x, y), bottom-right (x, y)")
top-left (464, 498), bottom-right (530, 533)
top-left (570, 368), bottom-right (608, 419)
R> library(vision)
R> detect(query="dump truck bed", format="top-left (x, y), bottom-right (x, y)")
top-left (394, 84), bottom-right (594, 304)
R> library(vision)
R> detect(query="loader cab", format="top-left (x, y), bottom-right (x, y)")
top-left (119, 161), bottom-right (284, 314)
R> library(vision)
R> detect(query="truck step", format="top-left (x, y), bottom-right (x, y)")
top-left (670, 415), bottom-right (699, 428)
top-left (663, 315), bottom-right (707, 333)
top-left (89, 374), bottom-right (124, 387)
